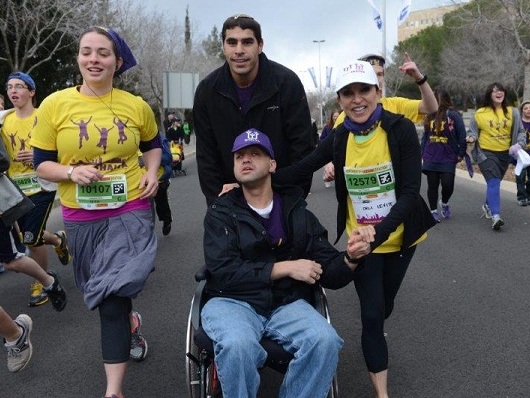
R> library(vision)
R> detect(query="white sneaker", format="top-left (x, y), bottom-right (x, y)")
top-left (491, 214), bottom-right (504, 230)
top-left (5, 314), bottom-right (33, 372)
top-left (481, 204), bottom-right (492, 219)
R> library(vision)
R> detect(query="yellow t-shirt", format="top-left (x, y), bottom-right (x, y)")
top-left (334, 97), bottom-right (423, 128)
top-left (344, 127), bottom-right (404, 253)
top-left (344, 126), bottom-right (426, 252)
top-left (31, 87), bottom-right (158, 208)
top-left (0, 110), bottom-right (43, 196)
top-left (137, 149), bottom-right (164, 180)
top-left (474, 107), bottom-right (513, 151)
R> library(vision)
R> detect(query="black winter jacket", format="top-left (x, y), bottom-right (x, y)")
top-left (203, 186), bottom-right (357, 317)
top-left (193, 53), bottom-right (314, 206)
top-left (274, 110), bottom-right (436, 249)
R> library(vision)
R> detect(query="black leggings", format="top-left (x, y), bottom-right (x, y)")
top-left (98, 295), bottom-right (132, 363)
top-left (154, 180), bottom-right (172, 223)
top-left (424, 171), bottom-right (455, 210)
top-left (353, 247), bottom-right (416, 373)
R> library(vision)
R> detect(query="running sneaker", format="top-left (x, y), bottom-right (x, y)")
top-left (44, 271), bottom-right (67, 312)
top-left (28, 282), bottom-right (49, 307)
top-left (5, 314), bottom-right (33, 372)
top-left (54, 230), bottom-right (72, 265)
top-left (517, 199), bottom-right (528, 206)
top-left (491, 214), bottom-right (504, 230)
top-left (440, 201), bottom-right (451, 219)
top-left (481, 204), bottom-right (492, 219)
top-left (130, 311), bottom-right (148, 362)
top-left (431, 211), bottom-right (441, 223)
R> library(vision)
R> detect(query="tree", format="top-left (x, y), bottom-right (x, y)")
top-left (391, 25), bottom-right (448, 98)
top-left (202, 26), bottom-right (224, 60)
top-left (0, 0), bottom-right (102, 101)
top-left (441, 24), bottom-right (523, 108)
top-left (104, 0), bottom-right (222, 122)
top-left (185, 5), bottom-right (191, 53)
top-left (441, 0), bottom-right (530, 103)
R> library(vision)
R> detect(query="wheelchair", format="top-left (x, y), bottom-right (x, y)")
top-left (185, 269), bottom-right (339, 398)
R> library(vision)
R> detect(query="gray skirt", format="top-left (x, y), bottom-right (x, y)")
top-left (64, 209), bottom-right (157, 310)
top-left (478, 150), bottom-right (510, 181)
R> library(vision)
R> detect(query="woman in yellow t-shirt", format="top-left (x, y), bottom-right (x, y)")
top-left (466, 82), bottom-right (526, 230)
top-left (274, 61), bottom-right (436, 397)
top-left (32, 27), bottom-right (161, 398)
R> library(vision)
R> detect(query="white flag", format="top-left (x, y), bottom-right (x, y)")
top-left (307, 67), bottom-right (318, 89)
top-left (366, 0), bottom-right (383, 30)
top-left (398, 0), bottom-right (412, 25)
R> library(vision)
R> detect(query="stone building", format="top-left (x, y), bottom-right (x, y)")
top-left (398, 4), bottom-right (463, 42)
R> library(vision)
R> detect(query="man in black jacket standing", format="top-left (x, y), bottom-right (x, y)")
top-left (201, 129), bottom-right (369, 397)
top-left (193, 14), bottom-right (314, 205)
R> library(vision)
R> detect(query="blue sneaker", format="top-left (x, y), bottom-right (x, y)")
top-left (440, 201), bottom-right (451, 219)
top-left (431, 211), bottom-right (441, 223)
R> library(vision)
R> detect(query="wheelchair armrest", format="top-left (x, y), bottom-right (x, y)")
top-left (190, 280), bottom-right (207, 331)
top-left (194, 264), bottom-right (209, 282)
top-left (312, 284), bottom-right (331, 323)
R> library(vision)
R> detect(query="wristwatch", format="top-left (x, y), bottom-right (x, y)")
top-left (344, 252), bottom-right (357, 264)
top-left (66, 166), bottom-right (75, 180)
top-left (416, 74), bottom-right (428, 85)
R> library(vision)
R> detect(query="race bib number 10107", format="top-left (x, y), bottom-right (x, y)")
top-left (76, 174), bottom-right (127, 210)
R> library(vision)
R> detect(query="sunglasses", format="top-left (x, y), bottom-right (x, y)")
top-left (229, 14), bottom-right (254, 20)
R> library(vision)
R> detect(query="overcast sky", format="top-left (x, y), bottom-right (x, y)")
top-left (143, 0), bottom-right (463, 92)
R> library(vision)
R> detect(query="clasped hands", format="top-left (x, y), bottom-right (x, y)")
top-left (346, 225), bottom-right (375, 265)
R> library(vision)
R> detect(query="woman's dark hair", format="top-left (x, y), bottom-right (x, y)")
top-left (78, 27), bottom-right (119, 58)
top-left (482, 82), bottom-right (509, 117)
top-left (222, 14), bottom-right (262, 44)
top-left (424, 87), bottom-right (454, 135)
top-left (326, 109), bottom-right (341, 128)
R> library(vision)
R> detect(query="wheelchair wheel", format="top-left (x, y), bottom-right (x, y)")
top-left (186, 301), bottom-right (201, 397)
top-left (186, 294), bottom-right (222, 398)
top-left (328, 374), bottom-right (339, 398)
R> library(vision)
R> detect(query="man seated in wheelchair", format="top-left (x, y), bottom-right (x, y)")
top-left (201, 129), bottom-right (366, 397)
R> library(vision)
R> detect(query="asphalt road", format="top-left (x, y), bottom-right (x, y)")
top-left (1, 153), bottom-right (529, 398)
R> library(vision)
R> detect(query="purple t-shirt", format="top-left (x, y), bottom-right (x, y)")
top-left (235, 80), bottom-right (256, 115)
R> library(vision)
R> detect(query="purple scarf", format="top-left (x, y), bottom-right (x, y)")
top-left (343, 104), bottom-right (382, 135)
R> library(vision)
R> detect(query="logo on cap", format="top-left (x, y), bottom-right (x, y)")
top-left (232, 128), bottom-right (275, 159)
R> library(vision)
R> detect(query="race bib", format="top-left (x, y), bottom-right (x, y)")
top-left (344, 162), bottom-right (396, 225)
top-left (76, 174), bottom-right (127, 210)
top-left (12, 172), bottom-right (41, 195)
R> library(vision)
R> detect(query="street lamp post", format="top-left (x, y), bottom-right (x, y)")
top-left (313, 39), bottom-right (325, 129)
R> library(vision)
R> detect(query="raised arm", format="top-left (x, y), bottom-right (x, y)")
top-left (399, 52), bottom-right (438, 115)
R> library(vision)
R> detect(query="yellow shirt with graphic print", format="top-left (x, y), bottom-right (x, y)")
top-left (334, 97), bottom-right (423, 129)
top-left (31, 87), bottom-right (158, 208)
top-left (474, 107), bottom-right (513, 152)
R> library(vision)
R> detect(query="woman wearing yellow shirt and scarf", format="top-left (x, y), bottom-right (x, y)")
top-left (274, 61), bottom-right (436, 397)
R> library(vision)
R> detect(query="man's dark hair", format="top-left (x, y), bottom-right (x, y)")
top-left (222, 14), bottom-right (262, 44)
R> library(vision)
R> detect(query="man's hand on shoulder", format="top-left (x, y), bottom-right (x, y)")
top-left (219, 183), bottom-right (240, 197)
